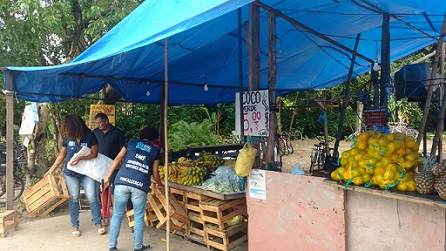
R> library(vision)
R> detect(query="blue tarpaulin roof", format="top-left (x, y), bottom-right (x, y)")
top-left (4, 0), bottom-right (446, 104)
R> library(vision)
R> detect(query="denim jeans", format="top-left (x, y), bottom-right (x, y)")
top-left (110, 185), bottom-right (147, 249)
top-left (65, 174), bottom-right (102, 228)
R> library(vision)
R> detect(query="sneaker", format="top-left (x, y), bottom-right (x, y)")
top-left (109, 247), bottom-right (117, 251)
top-left (134, 244), bottom-right (151, 251)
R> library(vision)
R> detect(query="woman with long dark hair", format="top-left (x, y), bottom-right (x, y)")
top-left (46, 114), bottom-right (105, 237)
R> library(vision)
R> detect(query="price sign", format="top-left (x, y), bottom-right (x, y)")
top-left (88, 104), bottom-right (116, 129)
top-left (235, 90), bottom-right (269, 136)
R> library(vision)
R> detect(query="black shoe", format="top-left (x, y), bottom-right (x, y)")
top-left (134, 244), bottom-right (151, 251)
top-left (109, 247), bottom-right (117, 251)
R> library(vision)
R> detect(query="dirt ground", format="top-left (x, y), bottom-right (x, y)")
top-left (280, 139), bottom-right (353, 173)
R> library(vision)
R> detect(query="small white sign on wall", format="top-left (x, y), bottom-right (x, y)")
top-left (249, 169), bottom-right (266, 200)
top-left (19, 105), bottom-right (36, 135)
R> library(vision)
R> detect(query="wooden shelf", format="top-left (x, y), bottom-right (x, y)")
top-left (165, 181), bottom-right (246, 201)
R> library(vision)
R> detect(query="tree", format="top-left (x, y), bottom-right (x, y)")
top-left (0, 0), bottom-right (141, 183)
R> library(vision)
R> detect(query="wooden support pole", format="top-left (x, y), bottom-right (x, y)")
top-left (418, 14), bottom-right (446, 147)
top-left (334, 34), bottom-right (361, 156)
top-left (5, 70), bottom-right (14, 210)
top-left (431, 43), bottom-right (446, 159)
top-left (247, 3), bottom-right (260, 91)
top-left (163, 38), bottom-right (170, 251)
top-left (266, 10), bottom-right (277, 165)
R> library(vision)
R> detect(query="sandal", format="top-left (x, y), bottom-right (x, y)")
top-left (98, 226), bottom-right (106, 235)
top-left (72, 229), bottom-right (81, 237)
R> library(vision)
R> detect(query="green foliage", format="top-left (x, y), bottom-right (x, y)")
top-left (387, 96), bottom-right (422, 127)
top-left (168, 120), bottom-right (219, 152)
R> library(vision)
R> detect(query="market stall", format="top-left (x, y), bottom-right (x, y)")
top-left (135, 153), bottom-right (249, 251)
top-left (246, 170), bottom-right (446, 250)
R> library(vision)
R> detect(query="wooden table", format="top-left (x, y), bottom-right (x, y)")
top-left (166, 181), bottom-right (246, 201)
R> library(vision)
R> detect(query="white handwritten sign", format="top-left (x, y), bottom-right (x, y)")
top-left (235, 90), bottom-right (269, 136)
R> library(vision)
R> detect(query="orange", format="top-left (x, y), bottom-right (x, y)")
top-left (352, 177), bottom-right (363, 186)
top-left (342, 151), bottom-right (351, 159)
top-left (405, 153), bottom-right (418, 162)
top-left (390, 153), bottom-right (400, 162)
top-left (374, 166), bottom-right (385, 175)
top-left (405, 139), bottom-right (417, 150)
top-left (396, 183), bottom-right (408, 192)
top-left (355, 140), bottom-right (368, 150)
top-left (378, 137), bottom-right (390, 147)
top-left (381, 157), bottom-right (392, 166)
top-left (393, 132), bottom-right (406, 141)
top-left (366, 157), bottom-right (378, 168)
top-left (383, 170), bottom-right (394, 180)
top-left (340, 157), bottom-right (348, 166)
top-left (362, 173), bottom-right (371, 183)
top-left (357, 132), bottom-right (370, 142)
top-left (395, 147), bottom-right (405, 156)
top-left (386, 134), bottom-right (395, 142)
top-left (374, 174), bottom-right (384, 184)
top-left (406, 180), bottom-right (416, 191)
top-left (331, 171), bottom-right (340, 181)
top-left (386, 163), bottom-right (397, 172)
top-left (405, 148), bottom-right (413, 155)
top-left (386, 142), bottom-right (398, 154)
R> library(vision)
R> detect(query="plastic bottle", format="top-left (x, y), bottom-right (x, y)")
top-left (291, 163), bottom-right (305, 175)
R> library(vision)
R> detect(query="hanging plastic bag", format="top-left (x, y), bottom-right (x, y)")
top-left (235, 142), bottom-right (257, 176)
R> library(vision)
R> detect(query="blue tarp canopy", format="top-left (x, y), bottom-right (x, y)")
top-left (4, 0), bottom-right (446, 105)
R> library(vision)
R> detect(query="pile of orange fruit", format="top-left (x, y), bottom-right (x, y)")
top-left (331, 130), bottom-right (422, 191)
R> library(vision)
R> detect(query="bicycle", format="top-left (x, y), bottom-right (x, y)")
top-left (276, 133), bottom-right (293, 156)
top-left (309, 141), bottom-right (337, 175)
top-left (0, 142), bottom-right (26, 201)
top-left (287, 129), bottom-right (303, 140)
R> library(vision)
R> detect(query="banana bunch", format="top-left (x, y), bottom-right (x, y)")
top-left (158, 162), bottom-right (181, 182)
top-left (177, 166), bottom-right (207, 186)
top-left (197, 151), bottom-right (224, 171)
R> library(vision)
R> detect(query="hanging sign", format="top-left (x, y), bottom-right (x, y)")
top-left (235, 90), bottom-right (269, 136)
top-left (19, 105), bottom-right (36, 135)
top-left (88, 104), bottom-right (116, 129)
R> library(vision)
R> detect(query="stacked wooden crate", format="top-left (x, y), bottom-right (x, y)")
top-left (23, 175), bottom-right (71, 216)
top-left (200, 197), bottom-right (248, 251)
top-left (183, 191), bottom-right (209, 243)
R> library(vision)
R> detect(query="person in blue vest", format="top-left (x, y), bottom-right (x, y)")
top-left (106, 126), bottom-right (162, 251)
top-left (46, 114), bottom-right (105, 237)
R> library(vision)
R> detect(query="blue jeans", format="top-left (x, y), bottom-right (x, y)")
top-left (65, 174), bottom-right (102, 228)
top-left (110, 185), bottom-right (147, 249)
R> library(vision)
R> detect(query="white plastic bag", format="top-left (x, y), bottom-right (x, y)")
top-left (67, 146), bottom-right (113, 182)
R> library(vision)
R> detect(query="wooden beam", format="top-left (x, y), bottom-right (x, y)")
top-left (418, 14), bottom-right (446, 148)
top-left (254, 1), bottom-right (374, 64)
top-left (247, 3), bottom-right (260, 91)
top-left (334, 34), bottom-right (361, 157)
top-left (266, 10), bottom-right (277, 165)
top-left (5, 70), bottom-right (14, 209)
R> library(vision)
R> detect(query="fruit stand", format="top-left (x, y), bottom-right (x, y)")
top-left (246, 130), bottom-right (446, 250)
top-left (142, 151), bottom-right (248, 251)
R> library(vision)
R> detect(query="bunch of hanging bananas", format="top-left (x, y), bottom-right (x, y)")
top-left (197, 151), bottom-right (224, 171)
top-left (177, 166), bottom-right (207, 186)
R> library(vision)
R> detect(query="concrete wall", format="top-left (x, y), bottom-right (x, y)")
top-left (346, 190), bottom-right (445, 250)
top-left (247, 170), bottom-right (446, 251)
top-left (247, 171), bottom-right (345, 251)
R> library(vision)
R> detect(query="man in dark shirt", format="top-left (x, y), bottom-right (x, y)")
top-left (93, 113), bottom-right (126, 189)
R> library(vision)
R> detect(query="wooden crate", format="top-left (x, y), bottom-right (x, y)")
top-left (184, 191), bottom-right (209, 214)
top-left (0, 210), bottom-right (19, 238)
top-left (23, 175), bottom-right (71, 216)
top-left (200, 198), bottom-right (246, 231)
top-left (204, 222), bottom-right (248, 251)
top-left (147, 188), bottom-right (189, 234)
top-left (125, 205), bottom-right (157, 231)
